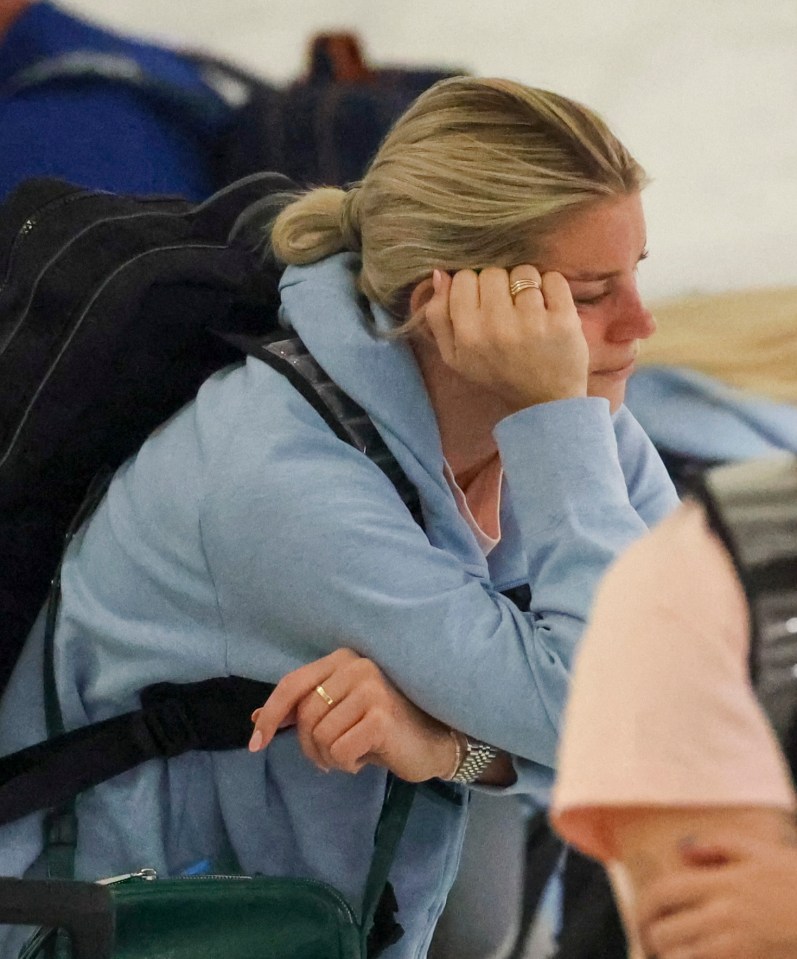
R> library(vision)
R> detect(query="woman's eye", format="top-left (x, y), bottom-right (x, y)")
top-left (574, 291), bottom-right (609, 307)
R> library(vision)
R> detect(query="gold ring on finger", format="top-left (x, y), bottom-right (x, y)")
top-left (509, 278), bottom-right (541, 300)
top-left (315, 684), bottom-right (335, 707)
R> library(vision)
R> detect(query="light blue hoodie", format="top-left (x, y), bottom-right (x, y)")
top-left (626, 366), bottom-right (797, 461)
top-left (0, 253), bottom-right (677, 958)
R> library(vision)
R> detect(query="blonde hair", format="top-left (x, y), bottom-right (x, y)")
top-left (640, 287), bottom-right (797, 405)
top-left (269, 75), bottom-right (647, 326)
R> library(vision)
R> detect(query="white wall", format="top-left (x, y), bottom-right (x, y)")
top-left (60, 0), bottom-right (797, 301)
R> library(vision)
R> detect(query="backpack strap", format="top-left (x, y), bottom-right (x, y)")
top-left (219, 331), bottom-right (423, 524)
top-left (692, 456), bottom-right (797, 774)
top-left (0, 674), bottom-right (277, 828)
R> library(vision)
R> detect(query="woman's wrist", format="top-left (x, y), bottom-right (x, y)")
top-left (441, 729), bottom-right (515, 785)
top-left (441, 729), bottom-right (466, 780)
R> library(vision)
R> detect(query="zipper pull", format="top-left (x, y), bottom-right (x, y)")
top-left (97, 867), bottom-right (158, 885)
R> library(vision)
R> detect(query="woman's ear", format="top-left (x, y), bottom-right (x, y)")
top-left (409, 277), bottom-right (435, 317)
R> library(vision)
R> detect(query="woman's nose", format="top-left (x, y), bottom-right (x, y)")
top-left (608, 288), bottom-right (656, 342)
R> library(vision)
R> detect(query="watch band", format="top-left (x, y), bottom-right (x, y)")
top-left (449, 735), bottom-right (499, 784)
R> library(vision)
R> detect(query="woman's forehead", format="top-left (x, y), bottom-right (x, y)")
top-left (539, 194), bottom-right (647, 278)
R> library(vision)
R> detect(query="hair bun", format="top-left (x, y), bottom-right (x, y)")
top-left (339, 187), bottom-right (363, 252)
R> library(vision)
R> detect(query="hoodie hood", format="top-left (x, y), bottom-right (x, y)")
top-left (278, 252), bottom-right (489, 573)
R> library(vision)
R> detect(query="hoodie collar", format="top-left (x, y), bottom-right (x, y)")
top-left (278, 253), bottom-right (488, 572)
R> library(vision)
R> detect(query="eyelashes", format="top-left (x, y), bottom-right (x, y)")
top-left (573, 291), bottom-right (610, 307)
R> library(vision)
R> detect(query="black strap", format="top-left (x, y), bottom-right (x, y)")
top-left (360, 777), bottom-right (416, 954)
top-left (0, 675), bottom-right (275, 828)
top-left (507, 811), bottom-right (564, 959)
top-left (554, 850), bottom-right (626, 959)
top-left (218, 331), bottom-right (423, 525)
top-left (0, 328), bottom-right (426, 827)
top-left (0, 877), bottom-right (113, 959)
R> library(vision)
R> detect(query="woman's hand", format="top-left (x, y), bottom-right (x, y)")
top-left (637, 836), bottom-right (797, 959)
top-left (248, 648), bottom-right (458, 782)
top-left (424, 266), bottom-right (589, 413)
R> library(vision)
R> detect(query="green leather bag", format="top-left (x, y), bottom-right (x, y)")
top-left (3, 772), bottom-right (414, 959)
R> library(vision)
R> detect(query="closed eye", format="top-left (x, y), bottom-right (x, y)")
top-left (574, 290), bottom-right (610, 307)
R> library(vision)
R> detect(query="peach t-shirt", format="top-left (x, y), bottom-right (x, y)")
top-left (552, 499), bottom-right (796, 862)
top-left (443, 455), bottom-right (502, 555)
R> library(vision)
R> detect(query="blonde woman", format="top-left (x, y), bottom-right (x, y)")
top-left (0, 76), bottom-right (677, 957)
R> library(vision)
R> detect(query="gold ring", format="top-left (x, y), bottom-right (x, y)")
top-left (509, 278), bottom-right (541, 300)
top-left (315, 684), bottom-right (334, 707)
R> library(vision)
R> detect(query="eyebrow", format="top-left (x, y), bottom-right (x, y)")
top-left (565, 247), bottom-right (649, 284)
top-left (566, 268), bottom-right (621, 282)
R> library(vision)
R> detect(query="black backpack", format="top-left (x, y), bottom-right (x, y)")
top-left (0, 171), bottom-right (284, 693)
top-left (0, 170), bottom-right (419, 699)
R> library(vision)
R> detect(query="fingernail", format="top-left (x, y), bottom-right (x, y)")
top-left (248, 729), bottom-right (264, 752)
top-left (432, 269), bottom-right (441, 292)
top-left (250, 708), bottom-right (261, 723)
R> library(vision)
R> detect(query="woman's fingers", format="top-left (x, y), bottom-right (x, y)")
top-left (327, 712), bottom-right (385, 773)
top-left (294, 682), bottom-right (369, 771)
top-left (539, 269), bottom-right (577, 313)
top-left (248, 648), bottom-right (358, 751)
top-left (421, 263), bottom-right (587, 410)
top-left (248, 649), bottom-right (453, 780)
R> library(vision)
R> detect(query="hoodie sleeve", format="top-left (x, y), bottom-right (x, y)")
top-left (201, 384), bottom-right (677, 777)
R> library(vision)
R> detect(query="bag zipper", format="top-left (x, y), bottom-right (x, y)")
top-left (95, 868), bottom-right (358, 920)
top-left (97, 867), bottom-right (158, 885)
top-left (97, 867), bottom-right (254, 884)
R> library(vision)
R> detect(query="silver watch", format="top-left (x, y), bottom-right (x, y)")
top-left (450, 736), bottom-right (498, 784)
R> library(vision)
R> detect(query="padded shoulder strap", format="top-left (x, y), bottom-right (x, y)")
top-left (219, 331), bottom-right (423, 524)
top-left (0, 676), bottom-right (276, 828)
top-left (0, 327), bottom-right (424, 827)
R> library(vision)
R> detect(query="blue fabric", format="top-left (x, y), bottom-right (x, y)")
top-left (0, 2), bottom-right (231, 200)
top-left (626, 366), bottom-right (797, 461)
top-left (0, 253), bottom-right (678, 957)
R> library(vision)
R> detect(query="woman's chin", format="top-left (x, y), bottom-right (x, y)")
top-left (589, 385), bottom-right (626, 414)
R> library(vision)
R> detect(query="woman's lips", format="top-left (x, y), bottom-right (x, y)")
top-left (591, 358), bottom-right (637, 379)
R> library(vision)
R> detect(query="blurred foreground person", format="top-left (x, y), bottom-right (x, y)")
top-left (553, 457), bottom-right (797, 959)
